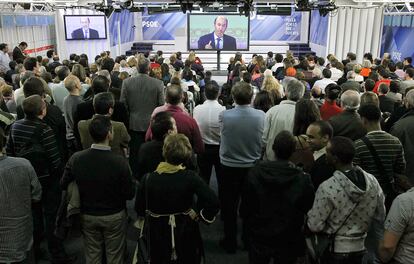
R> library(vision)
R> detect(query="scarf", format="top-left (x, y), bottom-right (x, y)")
top-left (155, 162), bottom-right (185, 174)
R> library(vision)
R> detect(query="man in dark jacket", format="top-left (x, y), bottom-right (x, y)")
top-left (329, 90), bottom-right (367, 140)
top-left (306, 120), bottom-right (336, 190)
top-left (241, 130), bottom-right (315, 264)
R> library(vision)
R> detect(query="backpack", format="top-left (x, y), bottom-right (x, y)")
top-left (16, 125), bottom-right (50, 178)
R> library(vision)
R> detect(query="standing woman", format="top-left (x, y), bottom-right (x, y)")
top-left (135, 134), bottom-right (220, 264)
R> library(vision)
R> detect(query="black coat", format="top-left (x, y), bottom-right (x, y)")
top-left (241, 160), bottom-right (314, 255)
top-left (329, 110), bottom-right (367, 140)
top-left (379, 95), bottom-right (396, 114)
top-left (309, 153), bottom-right (335, 190)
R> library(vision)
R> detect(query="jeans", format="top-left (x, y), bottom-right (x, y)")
top-left (363, 218), bottom-right (384, 264)
top-left (249, 241), bottom-right (300, 264)
top-left (323, 250), bottom-right (366, 264)
top-left (197, 144), bottom-right (222, 193)
top-left (220, 165), bottom-right (251, 249)
top-left (129, 130), bottom-right (146, 178)
top-left (32, 177), bottom-right (66, 259)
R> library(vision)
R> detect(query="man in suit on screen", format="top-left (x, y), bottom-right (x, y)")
top-left (71, 17), bottom-right (99, 39)
top-left (197, 16), bottom-right (237, 50)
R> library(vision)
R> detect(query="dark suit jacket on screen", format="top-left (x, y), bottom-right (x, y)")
top-left (71, 28), bottom-right (100, 39)
top-left (197, 32), bottom-right (237, 50)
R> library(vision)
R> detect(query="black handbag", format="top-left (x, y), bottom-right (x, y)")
top-left (305, 196), bottom-right (360, 263)
top-left (136, 174), bottom-right (151, 264)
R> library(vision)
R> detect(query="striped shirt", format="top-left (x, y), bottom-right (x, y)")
top-left (0, 156), bottom-right (42, 263)
top-left (354, 130), bottom-right (405, 188)
top-left (6, 117), bottom-right (61, 179)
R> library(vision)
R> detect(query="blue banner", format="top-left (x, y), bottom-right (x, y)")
top-left (142, 12), bottom-right (302, 41)
top-left (250, 12), bottom-right (302, 41)
top-left (109, 9), bottom-right (135, 47)
top-left (381, 15), bottom-right (414, 62)
top-left (142, 11), bottom-right (186, 40)
top-left (309, 10), bottom-right (328, 46)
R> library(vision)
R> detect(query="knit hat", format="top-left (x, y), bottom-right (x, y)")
top-left (286, 67), bottom-right (297, 77)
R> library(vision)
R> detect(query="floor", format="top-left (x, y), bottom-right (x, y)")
top-left (39, 171), bottom-right (249, 264)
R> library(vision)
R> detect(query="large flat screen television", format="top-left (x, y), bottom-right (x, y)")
top-left (188, 13), bottom-right (250, 51)
top-left (64, 15), bottom-right (107, 40)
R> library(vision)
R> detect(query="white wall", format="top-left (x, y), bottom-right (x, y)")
top-left (327, 6), bottom-right (384, 62)
top-left (0, 12), bottom-right (56, 57)
top-left (55, 9), bottom-right (110, 62)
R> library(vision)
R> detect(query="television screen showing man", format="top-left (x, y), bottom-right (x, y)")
top-left (71, 17), bottom-right (99, 40)
top-left (197, 16), bottom-right (237, 50)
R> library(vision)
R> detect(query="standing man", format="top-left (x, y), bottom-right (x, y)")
top-left (193, 83), bottom-right (226, 184)
top-left (198, 16), bottom-right (237, 50)
top-left (7, 95), bottom-right (71, 263)
top-left (219, 81), bottom-right (265, 253)
top-left (13, 42), bottom-right (28, 63)
top-left (71, 17), bottom-right (99, 39)
top-left (120, 56), bottom-right (164, 177)
top-left (61, 115), bottom-right (134, 263)
top-left (391, 89), bottom-right (414, 183)
top-left (306, 120), bottom-right (335, 190)
top-left (241, 130), bottom-right (314, 264)
top-left (0, 127), bottom-right (42, 264)
top-left (0, 43), bottom-right (11, 75)
top-left (307, 136), bottom-right (385, 263)
top-left (263, 79), bottom-right (305, 161)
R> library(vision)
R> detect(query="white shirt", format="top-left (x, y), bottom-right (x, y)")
top-left (193, 100), bottom-right (226, 145)
top-left (330, 67), bottom-right (343, 82)
top-left (214, 33), bottom-right (223, 49)
top-left (313, 78), bottom-right (336, 94)
top-left (263, 100), bottom-right (296, 161)
top-left (0, 51), bottom-right (11, 73)
top-left (313, 147), bottom-right (327, 161)
top-left (14, 88), bottom-right (25, 107)
top-left (271, 62), bottom-right (284, 73)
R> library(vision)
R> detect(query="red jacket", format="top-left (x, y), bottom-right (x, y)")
top-left (320, 100), bottom-right (343, 121)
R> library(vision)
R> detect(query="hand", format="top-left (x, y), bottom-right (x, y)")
top-left (205, 41), bottom-right (212, 49)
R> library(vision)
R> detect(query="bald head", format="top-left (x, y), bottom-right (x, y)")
top-left (341, 90), bottom-right (360, 111)
top-left (214, 16), bottom-right (228, 38)
top-left (166, 84), bottom-right (183, 105)
top-left (406, 89), bottom-right (414, 109)
top-left (64, 74), bottom-right (81, 93)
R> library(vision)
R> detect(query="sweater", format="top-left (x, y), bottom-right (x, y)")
top-left (61, 145), bottom-right (134, 216)
top-left (220, 105), bottom-right (265, 167)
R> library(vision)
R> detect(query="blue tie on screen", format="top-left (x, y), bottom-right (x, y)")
top-left (217, 38), bottom-right (221, 49)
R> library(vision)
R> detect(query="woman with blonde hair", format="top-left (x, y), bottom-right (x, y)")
top-left (261, 69), bottom-right (283, 105)
top-left (135, 133), bottom-right (219, 264)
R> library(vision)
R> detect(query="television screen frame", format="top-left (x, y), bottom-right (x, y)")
top-left (64, 14), bottom-right (108, 41)
top-left (187, 13), bottom-right (250, 51)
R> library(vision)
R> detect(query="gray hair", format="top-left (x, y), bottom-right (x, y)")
top-left (341, 90), bottom-right (360, 110)
top-left (406, 89), bottom-right (414, 108)
top-left (286, 79), bottom-right (305, 101)
top-left (97, 70), bottom-right (111, 83)
top-left (362, 60), bottom-right (372, 68)
top-left (346, 71), bottom-right (355, 79)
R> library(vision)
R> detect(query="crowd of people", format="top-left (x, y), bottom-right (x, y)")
top-left (1, 40), bottom-right (414, 264)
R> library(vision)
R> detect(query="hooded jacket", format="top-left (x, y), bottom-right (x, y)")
top-left (241, 160), bottom-right (315, 250)
top-left (307, 166), bottom-right (386, 253)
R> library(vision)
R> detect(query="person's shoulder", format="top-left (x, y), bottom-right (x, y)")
top-left (224, 34), bottom-right (236, 41)
top-left (78, 118), bottom-right (91, 128)
top-left (4, 156), bottom-right (33, 167)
